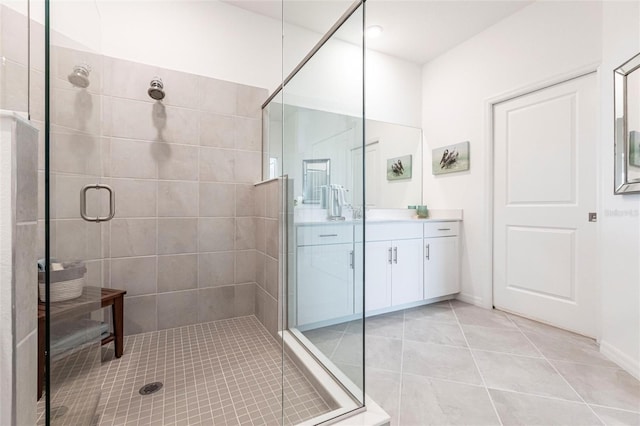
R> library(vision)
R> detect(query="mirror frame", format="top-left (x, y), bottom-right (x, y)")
top-left (302, 158), bottom-right (331, 204)
top-left (614, 52), bottom-right (640, 194)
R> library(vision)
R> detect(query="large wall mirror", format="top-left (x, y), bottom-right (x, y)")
top-left (614, 52), bottom-right (640, 194)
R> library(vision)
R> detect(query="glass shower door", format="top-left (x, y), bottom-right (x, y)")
top-left (281, 0), bottom-right (366, 420)
top-left (44, 2), bottom-right (106, 424)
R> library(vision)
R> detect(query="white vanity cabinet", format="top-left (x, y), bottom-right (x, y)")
top-left (296, 225), bottom-right (355, 326)
top-left (424, 222), bottom-right (460, 299)
top-left (365, 223), bottom-right (424, 310)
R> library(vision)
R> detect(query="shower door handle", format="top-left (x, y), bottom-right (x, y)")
top-left (80, 184), bottom-right (116, 223)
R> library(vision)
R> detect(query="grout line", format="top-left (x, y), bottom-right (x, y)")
top-left (504, 313), bottom-right (608, 424)
top-left (450, 300), bottom-right (504, 426)
top-left (397, 308), bottom-right (407, 426)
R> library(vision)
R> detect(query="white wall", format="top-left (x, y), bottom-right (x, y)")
top-left (598, 1), bottom-right (640, 379)
top-left (422, 0), bottom-right (640, 377)
top-left (421, 0), bottom-right (603, 307)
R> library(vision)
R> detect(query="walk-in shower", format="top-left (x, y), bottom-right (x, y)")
top-left (37, 0), bottom-right (368, 424)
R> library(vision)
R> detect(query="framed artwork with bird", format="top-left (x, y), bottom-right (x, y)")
top-left (386, 155), bottom-right (412, 180)
top-left (432, 141), bottom-right (470, 175)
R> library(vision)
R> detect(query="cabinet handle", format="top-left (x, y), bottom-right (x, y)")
top-left (388, 247), bottom-right (392, 264)
top-left (426, 244), bottom-right (430, 260)
top-left (437, 228), bottom-right (451, 231)
top-left (393, 247), bottom-right (398, 264)
top-left (349, 250), bottom-right (354, 269)
top-left (318, 234), bottom-right (338, 237)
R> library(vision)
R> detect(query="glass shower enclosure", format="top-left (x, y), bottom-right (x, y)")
top-left (267, 0), bottom-right (367, 414)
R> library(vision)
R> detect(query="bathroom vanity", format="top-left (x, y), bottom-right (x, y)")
top-left (294, 215), bottom-right (462, 329)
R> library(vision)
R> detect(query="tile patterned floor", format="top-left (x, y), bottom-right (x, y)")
top-left (38, 316), bottom-right (332, 425)
top-left (303, 300), bottom-right (640, 426)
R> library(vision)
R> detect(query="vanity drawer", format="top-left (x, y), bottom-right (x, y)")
top-left (297, 224), bottom-right (353, 246)
top-left (366, 222), bottom-right (423, 242)
top-left (424, 221), bottom-right (459, 238)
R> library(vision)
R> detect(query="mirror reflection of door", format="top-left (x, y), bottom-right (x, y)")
top-left (351, 141), bottom-right (380, 208)
top-left (302, 159), bottom-right (330, 204)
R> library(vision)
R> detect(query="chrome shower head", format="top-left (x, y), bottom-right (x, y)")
top-left (68, 64), bottom-right (91, 88)
top-left (148, 78), bottom-right (165, 100)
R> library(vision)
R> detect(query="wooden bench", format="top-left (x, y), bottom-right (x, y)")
top-left (37, 287), bottom-right (126, 399)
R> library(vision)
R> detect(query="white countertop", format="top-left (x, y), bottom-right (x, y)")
top-left (294, 208), bottom-right (463, 226)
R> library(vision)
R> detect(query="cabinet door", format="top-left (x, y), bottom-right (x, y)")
top-left (364, 240), bottom-right (392, 312)
top-left (391, 238), bottom-right (424, 306)
top-left (297, 243), bottom-right (354, 326)
top-left (424, 236), bottom-right (460, 299)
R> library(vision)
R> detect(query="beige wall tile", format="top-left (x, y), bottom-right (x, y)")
top-left (234, 117), bottom-right (261, 152)
top-left (158, 218), bottom-right (197, 254)
top-left (199, 147), bottom-right (235, 182)
top-left (236, 85), bottom-right (267, 119)
top-left (157, 143), bottom-right (199, 180)
top-left (110, 179), bottom-right (157, 218)
top-left (199, 183), bottom-right (235, 217)
top-left (198, 252), bottom-right (235, 288)
top-left (197, 286), bottom-right (235, 322)
top-left (111, 256), bottom-right (157, 296)
top-left (199, 112), bottom-right (234, 148)
top-left (157, 290), bottom-right (198, 330)
top-left (15, 224), bottom-right (37, 342)
top-left (198, 218), bottom-right (235, 252)
top-left (110, 138), bottom-right (157, 179)
top-left (234, 150), bottom-right (261, 184)
top-left (124, 295), bottom-right (157, 335)
top-left (235, 184), bottom-right (254, 218)
top-left (200, 77), bottom-right (237, 115)
top-left (158, 181), bottom-right (198, 217)
top-left (235, 250), bottom-right (255, 284)
top-left (110, 218), bottom-right (157, 258)
top-left (157, 254), bottom-right (197, 293)
top-left (235, 217), bottom-right (256, 250)
top-left (265, 218), bottom-right (279, 259)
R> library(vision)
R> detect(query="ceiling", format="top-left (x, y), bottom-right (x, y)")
top-left (224, 0), bottom-right (533, 64)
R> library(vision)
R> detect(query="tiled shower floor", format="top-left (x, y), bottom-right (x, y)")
top-left (304, 300), bottom-right (640, 426)
top-left (38, 316), bottom-right (332, 425)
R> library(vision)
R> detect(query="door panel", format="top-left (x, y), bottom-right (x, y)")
top-left (297, 243), bottom-right (354, 326)
top-left (365, 241), bottom-right (392, 312)
top-left (424, 237), bottom-right (460, 299)
top-left (391, 238), bottom-right (424, 306)
top-left (493, 73), bottom-right (598, 337)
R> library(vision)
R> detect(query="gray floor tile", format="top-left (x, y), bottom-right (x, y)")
top-left (490, 389), bottom-right (603, 426)
top-left (551, 360), bottom-right (640, 411)
top-left (403, 340), bottom-right (482, 385)
top-left (404, 302), bottom-right (457, 323)
top-left (590, 405), bottom-right (640, 426)
top-left (525, 331), bottom-right (618, 368)
top-left (331, 332), bottom-right (364, 366)
top-left (463, 325), bottom-right (540, 356)
top-left (452, 303), bottom-right (517, 329)
top-left (399, 374), bottom-right (499, 426)
top-left (365, 335), bottom-right (403, 372)
top-left (473, 350), bottom-right (581, 401)
top-left (366, 368), bottom-right (401, 424)
top-left (404, 317), bottom-right (467, 347)
top-left (507, 313), bottom-right (594, 344)
top-left (302, 328), bottom-right (344, 358)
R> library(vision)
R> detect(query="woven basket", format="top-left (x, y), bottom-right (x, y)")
top-left (39, 277), bottom-right (85, 302)
top-left (38, 262), bottom-right (87, 302)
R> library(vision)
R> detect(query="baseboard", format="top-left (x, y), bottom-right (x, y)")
top-left (600, 340), bottom-right (640, 380)
top-left (456, 293), bottom-right (484, 307)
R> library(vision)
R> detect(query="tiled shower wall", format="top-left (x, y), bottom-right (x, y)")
top-left (100, 57), bottom-right (268, 334)
top-left (4, 3), bottom-right (273, 338)
top-left (254, 179), bottom-right (282, 339)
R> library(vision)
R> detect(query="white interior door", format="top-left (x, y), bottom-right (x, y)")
top-left (493, 73), bottom-right (598, 337)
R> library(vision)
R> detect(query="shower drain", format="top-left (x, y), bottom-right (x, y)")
top-left (139, 382), bottom-right (163, 396)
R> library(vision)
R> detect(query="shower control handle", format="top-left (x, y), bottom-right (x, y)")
top-left (80, 184), bottom-right (116, 223)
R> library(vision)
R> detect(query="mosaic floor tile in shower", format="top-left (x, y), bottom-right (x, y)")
top-left (37, 316), bottom-right (333, 425)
